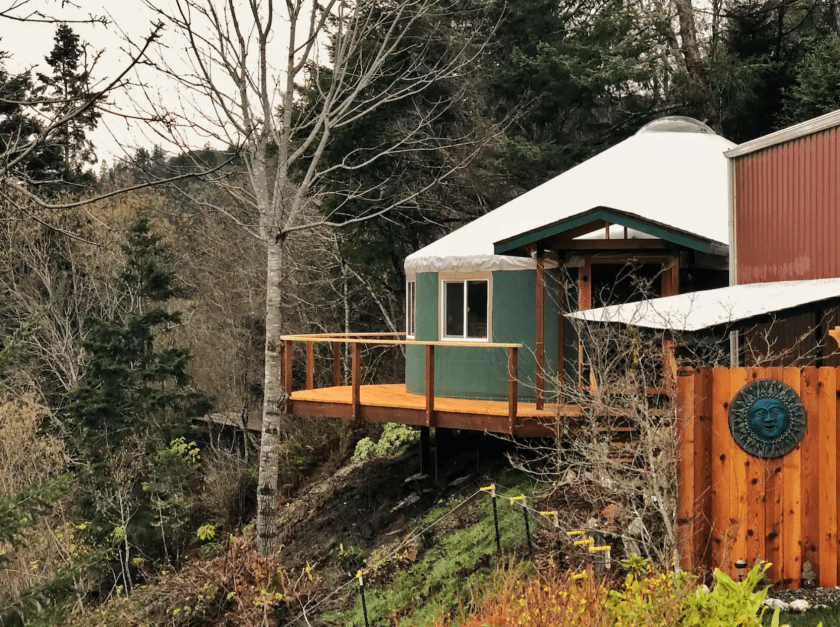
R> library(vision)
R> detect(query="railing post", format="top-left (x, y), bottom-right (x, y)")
top-left (283, 339), bottom-right (293, 413)
top-left (306, 341), bottom-right (314, 390)
top-left (352, 343), bottom-right (361, 420)
top-left (536, 250), bottom-right (545, 410)
top-left (332, 342), bottom-right (342, 386)
top-left (508, 346), bottom-right (518, 434)
top-left (425, 344), bottom-right (435, 427)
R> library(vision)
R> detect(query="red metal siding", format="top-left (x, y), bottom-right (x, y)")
top-left (735, 126), bottom-right (840, 283)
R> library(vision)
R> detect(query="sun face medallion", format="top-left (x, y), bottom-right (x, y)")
top-left (728, 379), bottom-right (806, 458)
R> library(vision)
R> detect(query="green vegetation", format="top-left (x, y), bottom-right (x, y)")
top-left (354, 424), bottom-right (421, 461)
top-left (329, 472), bottom-right (533, 627)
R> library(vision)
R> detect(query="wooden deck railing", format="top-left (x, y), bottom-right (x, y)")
top-left (278, 332), bottom-right (524, 432)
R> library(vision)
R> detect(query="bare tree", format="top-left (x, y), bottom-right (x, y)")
top-left (132, 0), bottom-right (492, 556)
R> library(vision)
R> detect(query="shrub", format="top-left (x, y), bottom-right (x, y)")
top-left (354, 423), bottom-right (420, 461)
top-left (454, 560), bottom-right (786, 627)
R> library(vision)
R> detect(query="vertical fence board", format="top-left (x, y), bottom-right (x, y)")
top-left (730, 368), bottom-right (751, 575)
top-left (836, 367), bottom-right (840, 587)
top-left (745, 368), bottom-right (766, 572)
top-left (783, 367), bottom-right (803, 588)
top-left (801, 366), bottom-right (821, 581)
top-left (818, 367), bottom-right (838, 586)
top-left (677, 369), bottom-right (696, 571)
top-left (694, 368), bottom-right (714, 573)
top-left (764, 366), bottom-right (785, 586)
top-left (711, 367), bottom-right (732, 570)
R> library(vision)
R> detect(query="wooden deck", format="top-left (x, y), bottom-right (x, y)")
top-left (289, 383), bottom-right (580, 436)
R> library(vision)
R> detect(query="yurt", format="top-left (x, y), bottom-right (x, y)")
top-left (403, 116), bottom-right (736, 400)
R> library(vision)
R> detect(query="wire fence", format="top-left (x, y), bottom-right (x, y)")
top-left (280, 478), bottom-right (615, 627)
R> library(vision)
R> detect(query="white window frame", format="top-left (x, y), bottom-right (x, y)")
top-left (406, 279), bottom-right (417, 338)
top-left (439, 272), bottom-right (492, 342)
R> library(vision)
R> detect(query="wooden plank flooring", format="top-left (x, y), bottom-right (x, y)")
top-left (289, 384), bottom-right (580, 436)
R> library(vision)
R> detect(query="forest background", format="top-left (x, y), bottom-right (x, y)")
top-left (3, 0), bottom-right (840, 624)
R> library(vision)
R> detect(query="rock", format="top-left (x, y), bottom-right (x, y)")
top-left (789, 599), bottom-right (811, 612)
top-left (762, 598), bottom-right (790, 611)
top-left (390, 493), bottom-right (420, 512)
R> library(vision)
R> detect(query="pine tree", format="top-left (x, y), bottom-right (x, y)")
top-left (60, 217), bottom-right (211, 573)
top-left (36, 24), bottom-right (100, 180)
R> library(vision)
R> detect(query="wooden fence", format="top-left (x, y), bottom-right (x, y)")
top-left (677, 366), bottom-right (840, 588)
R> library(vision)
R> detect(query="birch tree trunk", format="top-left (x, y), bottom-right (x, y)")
top-left (257, 237), bottom-right (285, 556)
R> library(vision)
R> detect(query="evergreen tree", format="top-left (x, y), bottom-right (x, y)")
top-left (60, 217), bottom-right (211, 575)
top-left (0, 47), bottom-right (60, 181)
top-left (36, 24), bottom-right (100, 180)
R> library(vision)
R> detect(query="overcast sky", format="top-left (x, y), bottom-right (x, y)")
top-left (4, 1), bottom-right (208, 162)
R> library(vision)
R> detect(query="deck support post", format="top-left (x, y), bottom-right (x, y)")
top-left (332, 342), bottom-right (342, 386)
top-left (283, 339), bottom-right (293, 413)
top-left (434, 427), bottom-right (450, 485)
top-left (508, 346), bottom-right (518, 434)
top-left (557, 279), bottom-right (566, 403)
top-left (536, 250), bottom-right (545, 410)
top-left (425, 344), bottom-right (435, 427)
top-left (306, 341), bottom-right (314, 390)
top-left (352, 343), bottom-right (361, 419)
top-left (661, 257), bottom-right (680, 392)
top-left (578, 259), bottom-right (591, 388)
top-left (420, 427), bottom-right (431, 476)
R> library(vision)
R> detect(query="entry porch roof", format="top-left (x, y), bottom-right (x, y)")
top-left (566, 278), bottom-right (840, 332)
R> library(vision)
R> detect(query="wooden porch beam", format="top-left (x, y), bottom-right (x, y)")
top-left (557, 281), bottom-right (566, 402)
top-left (578, 259), bottom-right (592, 388)
top-left (536, 250), bottom-right (545, 410)
top-left (662, 257), bottom-right (680, 392)
top-left (553, 239), bottom-right (667, 251)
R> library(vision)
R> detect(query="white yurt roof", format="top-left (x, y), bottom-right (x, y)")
top-left (405, 117), bottom-right (735, 275)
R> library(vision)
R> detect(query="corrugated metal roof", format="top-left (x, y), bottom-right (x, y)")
top-left (725, 109), bottom-right (840, 159)
top-left (405, 120), bottom-right (734, 274)
top-left (567, 278), bottom-right (840, 331)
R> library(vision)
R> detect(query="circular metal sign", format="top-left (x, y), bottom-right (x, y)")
top-left (729, 379), bottom-right (806, 458)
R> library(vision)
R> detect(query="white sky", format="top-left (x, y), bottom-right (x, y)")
top-left (4, 0), bottom-right (328, 166)
top-left (3, 2), bottom-right (166, 162)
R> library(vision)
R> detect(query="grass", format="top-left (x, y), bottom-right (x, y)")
top-left (325, 470), bottom-right (535, 627)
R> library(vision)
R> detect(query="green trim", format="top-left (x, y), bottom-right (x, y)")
top-left (493, 206), bottom-right (727, 256)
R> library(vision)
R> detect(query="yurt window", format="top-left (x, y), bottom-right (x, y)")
top-left (406, 280), bottom-right (416, 338)
top-left (442, 279), bottom-right (489, 340)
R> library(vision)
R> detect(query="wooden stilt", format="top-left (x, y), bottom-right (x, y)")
top-left (420, 426), bottom-right (431, 476)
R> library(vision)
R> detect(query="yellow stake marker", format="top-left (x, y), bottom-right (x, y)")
top-left (356, 570), bottom-right (364, 586)
top-left (509, 495), bottom-right (526, 506)
top-left (589, 546), bottom-right (611, 552)
top-left (574, 538), bottom-right (594, 546)
top-left (566, 530), bottom-right (585, 536)
top-left (539, 510), bottom-right (559, 528)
